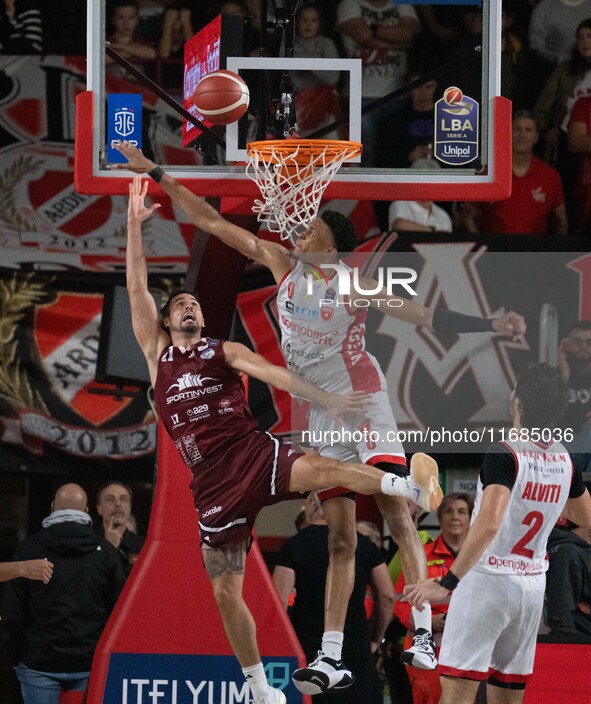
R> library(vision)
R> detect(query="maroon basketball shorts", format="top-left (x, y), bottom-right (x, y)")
top-left (189, 430), bottom-right (304, 548)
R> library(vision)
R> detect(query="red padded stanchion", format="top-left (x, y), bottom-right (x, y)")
top-left (86, 420), bottom-right (307, 703)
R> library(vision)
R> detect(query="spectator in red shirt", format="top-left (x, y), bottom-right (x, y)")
top-left (455, 110), bottom-right (568, 236)
top-left (394, 492), bottom-right (473, 704)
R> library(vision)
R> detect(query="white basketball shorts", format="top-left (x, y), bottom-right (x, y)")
top-left (308, 389), bottom-right (406, 467)
top-left (439, 568), bottom-right (545, 684)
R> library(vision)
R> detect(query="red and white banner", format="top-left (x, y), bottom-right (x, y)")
top-left (0, 56), bottom-right (196, 272)
top-left (0, 269), bottom-right (183, 473)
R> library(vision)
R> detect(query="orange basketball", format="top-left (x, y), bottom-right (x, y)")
top-left (443, 86), bottom-right (463, 105)
top-left (192, 70), bottom-right (250, 125)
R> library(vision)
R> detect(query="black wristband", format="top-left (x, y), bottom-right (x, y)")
top-left (148, 165), bottom-right (164, 183)
top-left (433, 308), bottom-right (495, 334)
top-left (439, 570), bottom-right (460, 592)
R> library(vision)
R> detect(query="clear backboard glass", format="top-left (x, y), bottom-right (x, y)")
top-left (78, 0), bottom-right (506, 201)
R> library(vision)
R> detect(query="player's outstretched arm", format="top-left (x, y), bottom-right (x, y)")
top-left (112, 141), bottom-right (291, 283)
top-left (126, 176), bottom-right (167, 384)
top-left (404, 483), bottom-right (510, 609)
top-left (354, 277), bottom-right (526, 341)
top-left (223, 341), bottom-right (367, 425)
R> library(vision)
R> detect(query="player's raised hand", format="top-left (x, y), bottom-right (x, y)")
top-left (20, 558), bottom-right (54, 584)
top-left (403, 578), bottom-right (450, 609)
top-left (492, 311), bottom-right (526, 341)
top-left (127, 175), bottom-right (161, 224)
top-left (112, 140), bottom-right (156, 173)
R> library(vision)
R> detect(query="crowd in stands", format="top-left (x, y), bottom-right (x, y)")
top-left (2, 465), bottom-right (591, 703)
top-left (0, 481), bottom-right (144, 704)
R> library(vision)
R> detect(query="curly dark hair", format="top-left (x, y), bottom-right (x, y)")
top-left (514, 363), bottom-right (568, 429)
top-left (320, 210), bottom-right (358, 252)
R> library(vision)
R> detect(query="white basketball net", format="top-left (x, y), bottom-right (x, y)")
top-left (245, 140), bottom-right (361, 243)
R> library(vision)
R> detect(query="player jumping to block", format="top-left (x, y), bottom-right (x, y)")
top-left (114, 141), bottom-right (526, 692)
top-left (405, 363), bottom-right (591, 704)
top-left (124, 175), bottom-right (441, 704)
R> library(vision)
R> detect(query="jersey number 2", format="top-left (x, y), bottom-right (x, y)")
top-left (511, 511), bottom-right (544, 559)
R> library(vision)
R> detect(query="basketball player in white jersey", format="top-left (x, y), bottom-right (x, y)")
top-left (124, 175), bottom-right (445, 704)
top-left (114, 141), bottom-right (526, 692)
top-left (405, 363), bottom-right (591, 704)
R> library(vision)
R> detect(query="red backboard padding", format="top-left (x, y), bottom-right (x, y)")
top-left (75, 90), bottom-right (512, 201)
top-left (86, 421), bottom-right (307, 702)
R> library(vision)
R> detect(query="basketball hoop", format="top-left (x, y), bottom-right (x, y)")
top-left (246, 139), bottom-right (362, 242)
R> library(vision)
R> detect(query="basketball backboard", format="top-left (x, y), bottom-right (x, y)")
top-left (76, 0), bottom-right (509, 202)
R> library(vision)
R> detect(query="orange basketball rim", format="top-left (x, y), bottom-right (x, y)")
top-left (246, 139), bottom-right (362, 242)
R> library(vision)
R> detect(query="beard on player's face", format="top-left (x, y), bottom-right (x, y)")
top-left (164, 315), bottom-right (203, 338)
top-left (169, 317), bottom-right (201, 335)
top-left (180, 321), bottom-right (200, 334)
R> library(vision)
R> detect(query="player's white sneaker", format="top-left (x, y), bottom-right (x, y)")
top-left (255, 687), bottom-right (286, 704)
top-left (400, 628), bottom-right (438, 670)
top-left (292, 653), bottom-right (355, 695)
top-left (408, 453), bottom-right (443, 512)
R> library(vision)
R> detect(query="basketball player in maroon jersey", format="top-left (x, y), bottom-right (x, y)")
top-left (125, 176), bottom-right (442, 704)
top-left (115, 140), bottom-right (527, 692)
top-left (405, 364), bottom-right (591, 704)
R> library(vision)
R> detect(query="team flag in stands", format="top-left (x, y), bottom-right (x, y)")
top-left (0, 55), bottom-right (198, 272)
top-left (0, 269), bottom-right (183, 475)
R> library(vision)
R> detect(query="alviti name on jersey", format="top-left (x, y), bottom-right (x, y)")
top-left (521, 481), bottom-right (562, 503)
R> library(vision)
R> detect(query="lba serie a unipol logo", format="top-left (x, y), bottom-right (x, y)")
top-left (434, 86), bottom-right (479, 166)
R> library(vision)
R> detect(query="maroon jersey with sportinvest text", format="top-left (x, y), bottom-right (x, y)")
top-left (154, 338), bottom-right (259, 469)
